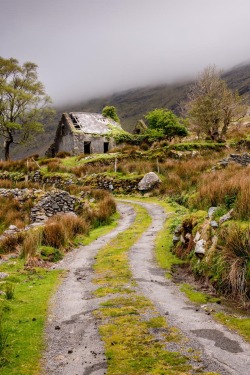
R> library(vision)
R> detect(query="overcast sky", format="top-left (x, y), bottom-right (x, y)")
top-left (1, 0), bottom-right (250, 105)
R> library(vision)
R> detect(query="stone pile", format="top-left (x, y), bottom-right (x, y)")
top-left (216, 153), bottom-right (250, 168)
top-left (30, 190), bottom-right (77, 223)
top-left (173, 206), bottom-right (234, 258)
top-left (33, 170), bottom-right (41, 182)
top-left (0, 188), bottom-right (41, 202)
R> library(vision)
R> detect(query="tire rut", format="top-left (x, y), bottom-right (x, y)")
top-left (42, 203), bottom-right (135, 375)
top-left (127, 200), bottom-right (250, 375)
top-left (43, 200), bottom-right (250, 375)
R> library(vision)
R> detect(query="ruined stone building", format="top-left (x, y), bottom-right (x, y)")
top-left (46, 112), bottom-right (122, 156)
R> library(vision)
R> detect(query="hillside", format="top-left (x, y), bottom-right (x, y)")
top-left (2, 62), bottom-right (250, 160)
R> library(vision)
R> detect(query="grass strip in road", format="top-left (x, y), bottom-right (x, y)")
top-left (94, 203), bottom-right (211, 375)
top-left (93, 204), bottom-right (151, 297)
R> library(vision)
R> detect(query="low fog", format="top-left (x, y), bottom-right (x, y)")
top-left (1, 0), bottom-right (250, 105)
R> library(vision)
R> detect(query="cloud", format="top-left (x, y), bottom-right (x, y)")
top-left (1, 0), bottom-right (250, 104)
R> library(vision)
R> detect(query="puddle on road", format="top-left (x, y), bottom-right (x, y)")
top-left (191, 329), bottom-right (243, 353)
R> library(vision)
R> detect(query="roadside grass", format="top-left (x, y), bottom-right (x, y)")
top-left (214, 312), bottom-right (250, 342)
top-left (0, 211), bottom-right (121, 374)
top-left (180, 284), bottom-right (221, 305)
top-left (94, 203), bottom-right (210, 374)
top-left (0, 259), bottom-right (62, 375)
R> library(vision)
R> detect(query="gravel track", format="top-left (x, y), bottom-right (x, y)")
top-left (127, 200), bottom-right (250, 375)
top-left (43, 203), bottom-right (135, 375)
top-left (43, 200), bottom-right (250, 375)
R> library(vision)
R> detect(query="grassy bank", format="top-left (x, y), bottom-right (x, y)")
top-left (0, 211), bottom-right (120, 374)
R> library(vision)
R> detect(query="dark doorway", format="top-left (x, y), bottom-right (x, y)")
top-left (104, 142), bottom-right (109, 153)
top-left (84, 141), bottom-right (91, 154)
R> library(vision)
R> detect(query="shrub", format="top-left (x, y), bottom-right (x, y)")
top-left (93, 196), bottom-right (116, 226)
top-left (42, 221), bottom-right (67, 249)
top-left (22, 229), bottom-right (41, 259)
top-left (0, 233), bottom-right (24, 254)
top-left (39, 246), bottom-right (63, 262)
top-left (56, 151), bottom-right (71, 158)
top-left (219, 224), bottom-right (250, 300)
top-left (42, 213), bottom-right (89, 249)
top-left (5, 283), bottom-right (15, 300)
top-left (0, 196), bottom-right (32, 234)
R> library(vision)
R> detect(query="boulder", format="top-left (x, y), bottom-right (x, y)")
top-left (138, 172), bottom-right (161, 191)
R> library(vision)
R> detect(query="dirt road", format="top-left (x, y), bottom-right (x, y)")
top-left (43, 201), bottom-right (250, 375)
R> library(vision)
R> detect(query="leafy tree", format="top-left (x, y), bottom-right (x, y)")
top-left (0, 57), bottom-right (54, 160)
top-left (144, 108), bottom-right (188, 141)
top-left (102, 105), bottom-right (120, 123)
top-left (185, 66), bottom-right (247, 141)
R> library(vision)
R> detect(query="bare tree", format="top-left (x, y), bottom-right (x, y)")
top-left (185, 66), bottom-right (247, 141)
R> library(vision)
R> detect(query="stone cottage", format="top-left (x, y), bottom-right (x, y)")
top-left (46, 112), bottom-right (122, 156)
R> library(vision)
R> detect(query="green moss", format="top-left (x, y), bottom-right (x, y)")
top-left (39, 246), bottom-right (63, 262)
top-left (180, 284), bottom-right (221, 305)
top-left (214, 312), bottom-right (250, 342)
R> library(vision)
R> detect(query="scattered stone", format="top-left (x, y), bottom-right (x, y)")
top-left (210, 220), bottom-right (219, 228)
top-left (194, 239), bottom-right (206, 257)
top-left (216, 153), bottom-right (250, 169)
top-left (219, 209), bottom-right (234, 224)
top-left (138, 172), bottom-right (161, 192)
top-left (0, 272), bottom-right (9, 279)
top-left (208, 207), bottom-right (218, 218)
top-left (55, 325), bottom-right (61, 330)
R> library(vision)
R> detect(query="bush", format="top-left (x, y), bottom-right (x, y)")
top-left (39, 246), bottom-right (63, 262)
top-left (0, 233), bottom-right (24, 254)
top-left (56, 151), bottom-right (71, 158)
top-left (42, 213), bottom-right (89, 249)
top-left (93, 196), bottom-right (116, 226)
top-left (219, 224), bottom-right (250, 300)
top-left (22, 229), bottom-right (41, 259)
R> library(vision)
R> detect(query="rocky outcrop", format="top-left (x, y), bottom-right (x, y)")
top-left (173, 207), bottom-right (234, 258)
top-left (138, 172), bottom-right (161, 191)
top-left (215, 153), bottom-right (250, 169)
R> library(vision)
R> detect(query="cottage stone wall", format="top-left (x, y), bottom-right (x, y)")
top-left (72, 134), bottom-right (116, 154)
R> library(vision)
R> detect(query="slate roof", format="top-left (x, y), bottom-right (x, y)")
top-left (69, 112), bottom-right (121, 135)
